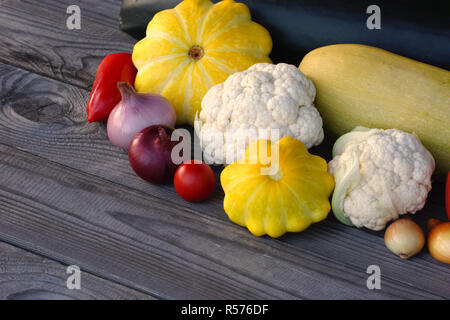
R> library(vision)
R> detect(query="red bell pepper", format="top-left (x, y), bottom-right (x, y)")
top-left (86, 52), bottom-right (137, 122)
top-left (446, 171), bottom-right (450, 220)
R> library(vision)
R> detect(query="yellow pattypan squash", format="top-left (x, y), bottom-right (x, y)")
top-left (132, 0), bottom-right (272, 125)
top-left (221, 137), bottom-right (335, 238)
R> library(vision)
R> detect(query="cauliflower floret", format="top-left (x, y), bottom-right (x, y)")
top-left (328, 127), bottom-right (435, 231)
top-left (196, 63), bottom-right (324, 164)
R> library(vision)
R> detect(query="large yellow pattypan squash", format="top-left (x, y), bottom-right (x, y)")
top-left (221, 137), bottom-right (335, 238)
top-left (132, 0), bottom-right (272, 125)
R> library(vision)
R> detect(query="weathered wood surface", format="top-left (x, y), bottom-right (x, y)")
top-left (0, 0), bottom-right (134, 90)
top-left (1, 141), bottom-right (449, 299)
top-left (0, 241), bottom-right (154, 299)
top-left (0, 0), bottom-right (448, 300)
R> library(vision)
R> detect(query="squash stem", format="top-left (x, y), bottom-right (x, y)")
top-left (189, 45), bottom-right (204, 61)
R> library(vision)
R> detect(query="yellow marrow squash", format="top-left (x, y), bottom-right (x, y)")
top-left (299, 44), bottom-right (450, 177)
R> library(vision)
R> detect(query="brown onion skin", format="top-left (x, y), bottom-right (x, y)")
top-left (129, 125), bottom-right (179, 184)
top-left (384, 218), bottom-right (425, 259)
top-left (427, 218), bottom-right (441, 231)
top-left (428, 222), bottom-right (450, 264)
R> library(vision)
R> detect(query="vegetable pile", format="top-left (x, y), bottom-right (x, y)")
top-left (85, 0), bottom-right (450, 264)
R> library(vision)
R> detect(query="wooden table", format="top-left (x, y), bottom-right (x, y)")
top-left (0, 0), bottom-right (448, 300)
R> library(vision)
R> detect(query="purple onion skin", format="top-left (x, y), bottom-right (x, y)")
top-left (107, 82), bottom-right (176, 149)
top-left (129, 125), bottom-right (179, 184)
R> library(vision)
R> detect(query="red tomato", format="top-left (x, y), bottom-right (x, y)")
top-left (446, 171), bottom-right (450, 220)
top-left (174, 161), bottom-right (216, 202)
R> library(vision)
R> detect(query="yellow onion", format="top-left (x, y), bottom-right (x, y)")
top-left (427, 218), bottom-right (441, 231)
top-left (428, 221), bottom-right (450, 264)
top-left (384, 218), bottom-right (425, 259)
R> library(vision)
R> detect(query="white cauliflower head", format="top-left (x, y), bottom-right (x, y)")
top-left (328, 126), bottom-right (435, 231)
top-left (196, 63), bottom-right (324, 164)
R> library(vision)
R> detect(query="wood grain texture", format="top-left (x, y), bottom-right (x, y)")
top-left (0, 61), bottom-right (449, 299)
top-left (0, 0), bottom-right (448, 300)
top-left (0, 144), bottom-right (417, 299)
top-left (0, 241), bottom-right (154, 300)
top-left (0, 0), bottom-right (134, 89)
top-left (0, 142), bottom-right (449, 300)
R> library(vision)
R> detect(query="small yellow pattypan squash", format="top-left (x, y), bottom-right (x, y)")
top-left (132, 0), bottom-right (272, 125)
top-left (221, 137), bottom-right (335, 238)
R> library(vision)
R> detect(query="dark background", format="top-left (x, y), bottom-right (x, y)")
top-left (120, 0), bottom-right (450, 69)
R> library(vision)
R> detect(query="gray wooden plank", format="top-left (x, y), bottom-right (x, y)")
top-left (0, 144), bottom-right (397, 299)
top-left (0, 56), bottom-right (449, 299)
top-left (0, 0), bottom-right (134, 89)
top-left (0, 143), bottom-right (449, 300)
top-left (0, 241), bottom-right (154, 300)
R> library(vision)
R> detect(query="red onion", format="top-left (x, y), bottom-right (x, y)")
top-left (107, 82), bottom-right (176, 149)
top-left (129, 125), bottom-right (180, 184)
